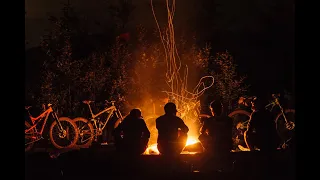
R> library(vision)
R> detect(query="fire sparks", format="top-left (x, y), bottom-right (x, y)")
top-left (141, 0), bottom-right (212, 156)
top-left (144, 136), bottom-right (200, 155)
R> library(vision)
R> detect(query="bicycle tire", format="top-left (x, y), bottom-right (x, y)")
top-left (275, 109), bottom-right (295, 144)
top-left (228, 110), bottom-right (251, 149)
top-left (198, 114), bottom-right (211, 119)
top-left (73, 117), bottom-right (94, 147)
top-left (228, 110), bottom-right (251, 118)
top-left (49, 117), bottom-right (79, 149)
top-left (25, 121), bottom-right (35, 152)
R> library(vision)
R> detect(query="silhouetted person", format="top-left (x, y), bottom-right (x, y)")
top-left (156, 102), bottom-right (189, 156)
top-left (198, 100), bottom-right (233, 155)
top-left (114, 108), bottom-right (150, 155)
top-left (244, 97), bottom-right (279, 152)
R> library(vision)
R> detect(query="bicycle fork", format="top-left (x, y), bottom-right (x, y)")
top-left (279, 104), bottom-right (295, 131)
top-left (53, 113), bottom-right (68, 138)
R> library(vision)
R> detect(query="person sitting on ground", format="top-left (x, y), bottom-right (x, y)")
top-left (198, 100), bottom-right (233, 155)
top-left (156, 102), bottom-right (189, 156)
top-left (244, 96), bottom-right (280, 152)
top-left (114, 108), bottom-right (150, 155)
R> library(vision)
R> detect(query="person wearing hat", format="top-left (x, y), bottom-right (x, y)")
top-left (155, 102), bottom-right (189, 156)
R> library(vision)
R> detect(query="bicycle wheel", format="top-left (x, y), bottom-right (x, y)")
top-left (275, 109), bottom-right (295, 146)
top-left (25, 121), bottom-right (35, 152)
top-left (228, 110), bottom-right (251, 150)
top-left (73, 117), bottom-right (94, 147)
top-left (49, 117), bottom-right (79, 149)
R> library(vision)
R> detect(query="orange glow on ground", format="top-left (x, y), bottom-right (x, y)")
top-left (144, 136), bottom-right (200, 155)
top-left (185, 137), bottom-right (199, 146)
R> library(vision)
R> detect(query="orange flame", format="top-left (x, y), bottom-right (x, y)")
top-left (144, 136), bottom-right (200, 155)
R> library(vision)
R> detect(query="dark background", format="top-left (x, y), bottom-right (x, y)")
top-left (25, 0), bottom-right (294, 97)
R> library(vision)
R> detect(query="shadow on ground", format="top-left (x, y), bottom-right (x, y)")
top-left (25, 145), bottom-right (295, 180)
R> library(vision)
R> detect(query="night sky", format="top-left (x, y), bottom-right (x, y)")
top-left (25, 0), bottom-right (294, 96)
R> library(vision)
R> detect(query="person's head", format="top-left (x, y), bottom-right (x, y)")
top-left (164, 102), bottom-right (178, 115)
top-left (209, 100), bottom-right (223, 116)
top-left (129, 108), bottom-right (142, 119)
top-left (251, 96), bottom-right (269, 111)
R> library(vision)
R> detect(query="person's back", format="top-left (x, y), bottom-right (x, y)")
top-left (156, 114), bottom-right (187, 142)
top-left (247, 109), bottom-right (279, 151)
top-left (156, 102), bottom-right (189, 156)
top-left (114, 109), bottom-right (150, 155)
top-left (250, 109), bottom-right (276, 136)
top-left (119, 118), bottom-right (150, 142)
top-left (198, 100), bottom-right (233, 172)
top-left (205, 116), bottom-right (233, 153)
top-left (244, 97), bottom-right (279, 152)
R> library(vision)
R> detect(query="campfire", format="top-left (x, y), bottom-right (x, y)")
top-left (140, 0), bottom-right (214, 156)
top-left (144, 136), bottom-right (202, 155)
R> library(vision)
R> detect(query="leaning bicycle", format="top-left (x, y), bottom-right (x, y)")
top-left (25, 103), bottom-right (79, 152)
top-left (228, 94), bottom-right (295, 150)
top-left (73, 100), bottom-right (124, 147)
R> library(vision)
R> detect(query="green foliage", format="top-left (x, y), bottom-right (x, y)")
top-left (79, 52), bottom-right (110, 101)
top-left (108, 37), bottom-right (132, 102)
top-left (37, 2), bottom-right (84, 116)
top-left (29, 2), bottom-right (249, 118)
top-left (209, 50), bottom-right (249, 113)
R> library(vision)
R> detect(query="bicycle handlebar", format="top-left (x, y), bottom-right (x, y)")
top-left (25, 103), bottom-right (53, 112)
top-left (105, 100), bottom-right (116, 105)
top-left (82, 100), bottom-right (94, 104)
top-left (239, 96), bottom-right (256, 106)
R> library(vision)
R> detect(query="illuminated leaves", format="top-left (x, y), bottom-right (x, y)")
top-left (210, 50), bottom-right (249, 112)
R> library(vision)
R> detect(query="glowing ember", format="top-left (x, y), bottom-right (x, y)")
top-left (144, 136), bottom-right (200, 155)
top-left (145, 143), bottom-right (159, 155)
top-left (185, 136), bottom-right (199, 146)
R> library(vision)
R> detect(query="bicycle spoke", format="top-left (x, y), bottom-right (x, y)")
top-left (73, 117), bottom-right (94, 146)
top-left (51, 120), bottom-right (78, 148)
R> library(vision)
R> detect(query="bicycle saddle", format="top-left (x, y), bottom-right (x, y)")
top-left (83, 100), bottom-right (94, 104)
top-left (25, 106), bottom-right (32, 110)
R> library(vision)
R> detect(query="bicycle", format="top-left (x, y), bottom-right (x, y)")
top-left (72, 100), bottom-right (124, 147)
top-left (228, 94), bottom-right (295, 150)
top-left (25, 103), bottom-right (79, 152)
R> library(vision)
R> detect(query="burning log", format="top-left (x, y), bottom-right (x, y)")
top-left (144, 136), bottom-right (203, 155)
